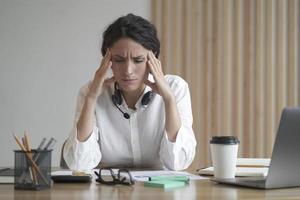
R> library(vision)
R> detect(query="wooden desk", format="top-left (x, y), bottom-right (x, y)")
top-left (1, 178), bottom-right (300, 200)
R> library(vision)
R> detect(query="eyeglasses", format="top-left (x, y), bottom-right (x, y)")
top-left (94, 168), bottom-right (135, 186)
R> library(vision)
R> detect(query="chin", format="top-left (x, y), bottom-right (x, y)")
top-left (118, 83), bottom-right (140, 92)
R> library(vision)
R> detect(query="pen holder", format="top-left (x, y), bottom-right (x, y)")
top-left (14, 149), bottom-right (52, 190)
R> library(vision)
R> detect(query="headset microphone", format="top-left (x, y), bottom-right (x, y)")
top-left (112, 92), bottom-right (130, 119)
top-left (115, 104), bottom-right (130, 119)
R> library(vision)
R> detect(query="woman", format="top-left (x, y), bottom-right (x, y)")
top-left (63, 14), bottom-right (196, 171)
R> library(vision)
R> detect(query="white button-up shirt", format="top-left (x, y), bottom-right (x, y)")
top-left (63, 75), bottom-right (196, 171)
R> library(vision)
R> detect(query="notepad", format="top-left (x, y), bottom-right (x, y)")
top-left (144, 180), bottom-right (186, 189)
top-left (0, 176), bottom-right (14, 184)
top-left (198, 166), bottom-right (268, 177)
top-left (198, 158), bottom-right (270, 177)
top-left (0, 168), bottom-right (14, 184)
top-left (236, 158), bottom-right (270, 167)
top-left (149, 175), bottom-right (189, 182)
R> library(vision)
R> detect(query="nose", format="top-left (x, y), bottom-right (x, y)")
top-left (124, 60), bottom-right (134, 75)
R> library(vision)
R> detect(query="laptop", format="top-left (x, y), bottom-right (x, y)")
top-left (211, 107), bottom-right (300, 189)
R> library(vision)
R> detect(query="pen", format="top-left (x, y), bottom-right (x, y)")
top-left (32, 137), bottom-right (47, 161)
top-left (33, 137), bottom-right (56, 168)
top-left (44, 138), bottom-right (56, 150)
top-left (46, 138), bottom-right (56, 150)
top-left (37, 138), bottom-right (47, 150)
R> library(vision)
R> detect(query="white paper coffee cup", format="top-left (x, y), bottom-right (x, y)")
top-left (210, 136), bottom-right (239, 179)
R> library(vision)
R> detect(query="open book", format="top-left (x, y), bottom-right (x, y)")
top-left (198, 158), bottom-right (270, 177)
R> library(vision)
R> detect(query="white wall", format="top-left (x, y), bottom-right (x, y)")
top-left (0, 0), bottom-right (151, 167)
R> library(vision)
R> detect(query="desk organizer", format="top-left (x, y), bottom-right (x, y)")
top-left (14, 149), bottom-right (52, 190)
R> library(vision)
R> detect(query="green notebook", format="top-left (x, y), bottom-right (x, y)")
top-left (144, 180), bottom-right (186, 189)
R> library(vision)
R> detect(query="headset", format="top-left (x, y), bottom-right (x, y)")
top-left (112, 83), bottom-right (154, 119)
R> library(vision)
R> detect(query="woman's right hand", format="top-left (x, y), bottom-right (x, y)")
top-left (87, 50), bottom-right (115, 100)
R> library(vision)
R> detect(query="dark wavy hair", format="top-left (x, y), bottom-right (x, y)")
top-left (101, 13), bottom-right (160, 58)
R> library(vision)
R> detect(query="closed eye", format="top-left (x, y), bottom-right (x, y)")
top-left (112, 55), bottom-right (145, 64)
top-left (134, 59), bottom-right (144, 63)
top-left (114, 59), bottom-right (125, 63)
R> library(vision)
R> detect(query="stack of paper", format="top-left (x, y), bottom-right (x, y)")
top-left (129, 170), bottom-right (207, 182)
top-left (51, 169), bottom-right (207, 183)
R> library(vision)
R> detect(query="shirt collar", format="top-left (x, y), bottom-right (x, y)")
top-left (115, 85), bottom-right (153, 111)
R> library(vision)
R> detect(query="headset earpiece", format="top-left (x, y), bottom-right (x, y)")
top-left (112, 83), bottom-right (123, 105)
top-left (112, 90), bottom-right (122, 105)
top-left (141, 91), bottom-right (154, 107)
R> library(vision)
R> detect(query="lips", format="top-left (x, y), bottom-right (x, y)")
top-left (121, 78), bottom-right (138, 85)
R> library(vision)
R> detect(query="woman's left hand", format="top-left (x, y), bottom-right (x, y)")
top-left (145, 51), bottom-right (174, 101)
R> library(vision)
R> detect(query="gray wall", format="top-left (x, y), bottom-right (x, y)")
top-left (0, 0), bottom-right (150, 167)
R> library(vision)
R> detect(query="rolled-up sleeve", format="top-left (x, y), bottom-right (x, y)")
top-left (63, 84), bottom-right (101, 170)
top-left (159, 77), bottom-right (197, 170)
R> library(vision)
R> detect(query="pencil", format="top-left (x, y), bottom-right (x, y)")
top-left (24, 132), bottom-right (38, 184)
top-left (13, 134), bottom-right (49, 185)
top-left (21, 136), bottom-right (34, 182)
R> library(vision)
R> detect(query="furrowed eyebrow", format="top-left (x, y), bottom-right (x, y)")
top-left (132, 56), bottom-right (145, 59)
top-left (113, 55), bottom-right (125, 59)
top-left (112, 55), bottom-right (145, 59)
